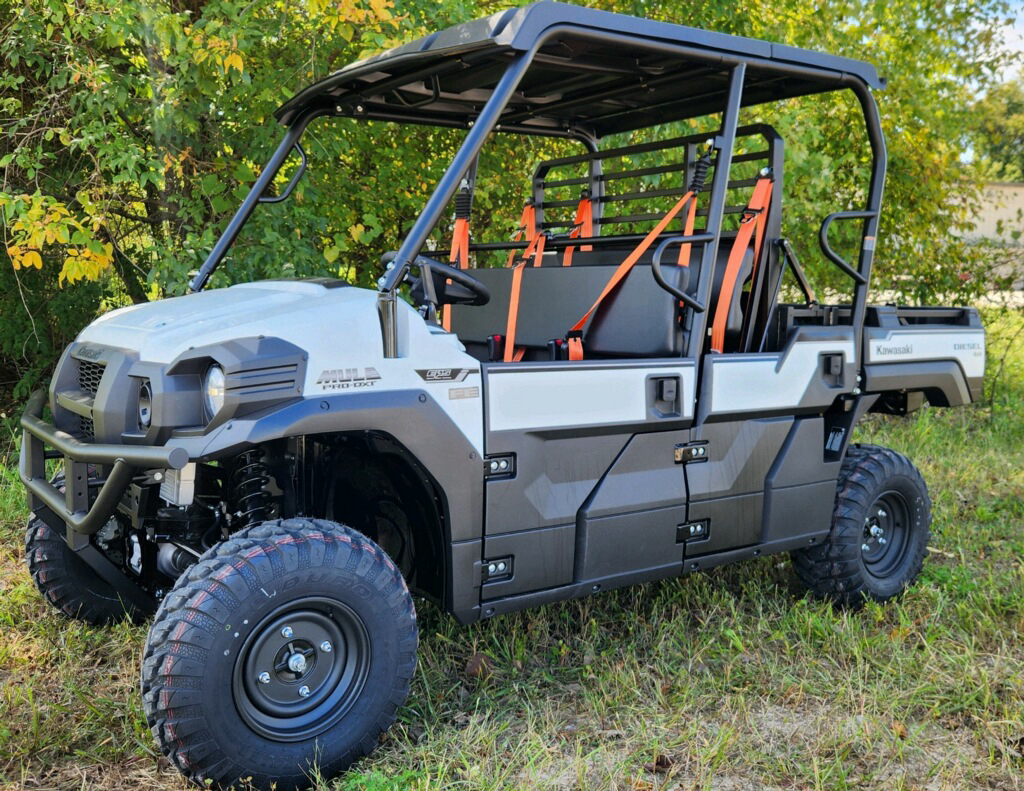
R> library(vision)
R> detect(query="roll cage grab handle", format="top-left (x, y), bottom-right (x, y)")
top-left (188, 25), bottom-right (886, 366)
top-left (189, 109), bottom-right (326, 293)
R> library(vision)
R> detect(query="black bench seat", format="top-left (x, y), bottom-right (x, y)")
top-left (450, 235), bottom-right (752, 360)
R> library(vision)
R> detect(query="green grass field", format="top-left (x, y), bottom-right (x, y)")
top-left (1, 314), bottom-right (1022, 791)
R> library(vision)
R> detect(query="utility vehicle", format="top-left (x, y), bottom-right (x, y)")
top-left (19, 3), bottom-right (985, 788)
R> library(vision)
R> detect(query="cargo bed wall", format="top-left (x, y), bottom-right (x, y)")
top-left (772, 303), bottom-right (984, 410)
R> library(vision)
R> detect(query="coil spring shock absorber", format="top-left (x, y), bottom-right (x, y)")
top-left (231, 449), bottom-right (271, 528)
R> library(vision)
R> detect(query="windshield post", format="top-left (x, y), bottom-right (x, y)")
top-left (188, 106), bottom-right (329, 293)
top-left (379, 52), bottom-right (535, 294)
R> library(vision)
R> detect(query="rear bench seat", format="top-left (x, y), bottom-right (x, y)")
top-left (448, 234), bottom-right (752, 360)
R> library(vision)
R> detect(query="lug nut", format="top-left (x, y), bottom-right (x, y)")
top-left (258, 672), bottom-right (271, 684)
top-left (878, 509), bottom-right (887, 518)
top-left (299, 685), bottom-right (311, 698)
top-left (281, 626), bottom-right (293, 639)
top-left (862, 543), bottom-right (871, 552)
top-left (320, 641), bottom-right (332, 653)
top-left (878, 537), bottom-right (887, 545)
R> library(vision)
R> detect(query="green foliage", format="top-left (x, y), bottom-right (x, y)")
top-left (0, 0), bottom-right (1020, 401)
top-left (0, 260), bottom-right (104, 408)
top-left (973, 80), bottom-right (1024, 183)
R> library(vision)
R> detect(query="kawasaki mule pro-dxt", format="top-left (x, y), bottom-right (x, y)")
top-left (19, 3), bottom-right (985, 788)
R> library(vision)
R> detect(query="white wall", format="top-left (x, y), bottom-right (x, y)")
top-left (967, 182), bottom-right (1024, 245)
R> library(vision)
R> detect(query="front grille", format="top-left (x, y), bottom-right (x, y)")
top-left (78, 415), bottom-right (95, 439)
top-left (77, 360), bottom-right (105, 396)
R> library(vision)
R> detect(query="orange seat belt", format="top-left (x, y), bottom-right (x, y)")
top-left (442, 181), bottom-right (473, 330)
top-left (506, 202), bottom-right (537, 267)
top-left (709, 177), bottom-right (773, 354)
top-left (679, 144), bottom-right (713, 268)
top-left (449, 217), bottom-right (469, 269)
top-left (440, 220), bottom-right (469, 331)
top-left (566, 189), bottom-right (696, 361)
top-left (502, 232), bottom-right (547, 361)
top-left (562, 191), bottom-right (594, 267)
top-left (503, 263), bottom-right (527, 362)
top-left (677, 193), bottom-right (698, 268)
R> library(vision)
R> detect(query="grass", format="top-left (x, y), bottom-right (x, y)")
top-left (1, 313), bottom-right (1023, 790)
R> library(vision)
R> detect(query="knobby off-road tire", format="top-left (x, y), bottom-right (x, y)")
top-left (24, 517), bottom-right (142, 625)
top-left (141, 518), bottom-right (417, 790)
top-left (791, 444), bottom-right (931, 607)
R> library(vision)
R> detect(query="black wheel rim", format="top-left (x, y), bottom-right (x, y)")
top-left (861, 489), bottom-right (912, 579)
top-left (233, 596), bottom-right (371, 742)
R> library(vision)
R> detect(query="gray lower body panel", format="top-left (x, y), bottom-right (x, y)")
top-left (482, 524), bottom-right (575, 599)
top-left (863, 360), bottom-right (979, 406)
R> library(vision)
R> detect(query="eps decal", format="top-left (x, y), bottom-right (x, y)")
top-left (415, 368), bottom-right (477, 383)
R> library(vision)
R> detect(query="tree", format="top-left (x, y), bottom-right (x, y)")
top-left (974, 80), bottom-right (1024, 182)
top-left (1, 0), bottom-right (1020, 400)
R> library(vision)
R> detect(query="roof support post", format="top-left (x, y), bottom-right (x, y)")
top-left (686, 61), bottom-right (746, 358)
top-left (846, 81), bottom-right (887, 367)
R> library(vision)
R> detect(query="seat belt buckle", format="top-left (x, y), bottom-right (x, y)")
top-left (740, 206), bottom-right (765, 224)
top-left (547, 338), bottom-right (569, 361)
top-left (565, 330), bottom-right (584, 361)
top-left (487, 334), bottom-right (505, 362)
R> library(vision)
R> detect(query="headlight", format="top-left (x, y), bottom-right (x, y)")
top-left (138, 380), bottom-right (153, 428)
top-left (203, 365), bottom-right (226, 418)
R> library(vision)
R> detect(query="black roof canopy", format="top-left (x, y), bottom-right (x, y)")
top-left (275, 2), bottom-right (885, 137)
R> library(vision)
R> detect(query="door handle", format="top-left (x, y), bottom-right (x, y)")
top-left (651, 376), bottom-right (681, 417)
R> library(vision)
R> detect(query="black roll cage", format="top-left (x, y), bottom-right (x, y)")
top-left (188, 8), bottom-right (887, 365)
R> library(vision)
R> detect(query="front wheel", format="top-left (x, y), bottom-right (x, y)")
top-left (141, 518), bottom-right (417, 790)
top-left (791, 444), bottom-right (931, 607)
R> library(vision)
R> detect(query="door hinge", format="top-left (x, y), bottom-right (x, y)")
top-left (674, 442), bottom-right (708, 464)
top-left (481, 556), bottom-right (513, 582)
top-left (676, 520), bottom-right (709, 543)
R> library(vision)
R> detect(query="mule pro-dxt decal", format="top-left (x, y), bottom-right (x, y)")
top-left (316, 366), bottom-right (381, 389)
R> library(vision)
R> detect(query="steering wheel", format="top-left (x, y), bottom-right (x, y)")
top-left (380, 251), bottom-right (490, 309)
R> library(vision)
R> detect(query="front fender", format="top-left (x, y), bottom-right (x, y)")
top-left (173, 390), bottom-right (487, 623)
top-left (192, 389), bottom-right (483, 544)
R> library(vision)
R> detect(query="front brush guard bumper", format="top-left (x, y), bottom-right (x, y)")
top-left (19, 390), bottom-right (188, 536)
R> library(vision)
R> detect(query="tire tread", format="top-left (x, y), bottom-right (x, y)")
top-left (24, 518), bottom-right (141, 625)
top-left (141, 517), bottom-right (416, 790)
top-left (791, 443), bottom-right (931, 606)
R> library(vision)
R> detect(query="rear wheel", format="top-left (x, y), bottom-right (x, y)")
top-left (141, 518), bottom-right (417, 790)
top-left (791, 444), bottom-right (931, 606)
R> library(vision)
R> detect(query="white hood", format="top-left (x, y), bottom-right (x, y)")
top-left (77, 279), bottom-right (485, 453)
top-left (80, 281), bottom-right (385, 365)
